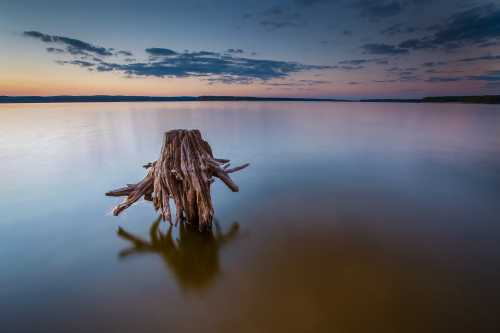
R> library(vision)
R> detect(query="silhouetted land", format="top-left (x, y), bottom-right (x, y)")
top-left (361, 95), bottom-right (500, 104)
top-left (0, 95), bottom-right (345, 103)
top-left (421, 95), bottom-right (500, 104)
top-left (1, 95), bottom-right (498, 104)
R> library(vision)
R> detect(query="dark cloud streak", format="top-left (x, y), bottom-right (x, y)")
top-left (24, 30), bottom-right (134, 58)
top-left (24, 30), bottom-right (114, 56)
top-left (145, 48), bottom-right (177, 56)
top-left (362, 43), bottom-right (408, 55)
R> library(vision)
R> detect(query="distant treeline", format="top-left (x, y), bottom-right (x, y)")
top-left (1, 95), bottom-right (499, 104)
top-left (0, 95), bottom-right (344, 104)
top-left (360, 99), bottom-right (421, 103)
top-left (421, 95), bottom-right (500, 104)
top-left (0, 95), bottom-right (196, 103)
top-left (361, 95), bottom-right (500, 104)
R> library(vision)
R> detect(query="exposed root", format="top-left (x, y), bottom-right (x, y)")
top-left (106, 129), bottom-right (249, 230)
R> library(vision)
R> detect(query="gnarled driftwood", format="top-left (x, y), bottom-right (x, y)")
top-left (106, 129), bottom-right (249, 230)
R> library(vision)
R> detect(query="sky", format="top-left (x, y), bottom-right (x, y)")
top-left (0, 0), bottom-right (499, 98)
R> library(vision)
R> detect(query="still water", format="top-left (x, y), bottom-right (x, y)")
top-left (1, 101), bottom-right (499, 332)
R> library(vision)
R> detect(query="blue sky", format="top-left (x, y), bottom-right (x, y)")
top-left (1, 0), bottom-right (499, 98)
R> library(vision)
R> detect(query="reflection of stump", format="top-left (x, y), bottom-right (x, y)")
top-left (106, 129), bottom-right (249, 230)
top-left (117, 217), bottom-right (239, 291)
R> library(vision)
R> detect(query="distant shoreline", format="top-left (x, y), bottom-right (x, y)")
top-left (1, 95), bottom-right (499, 104)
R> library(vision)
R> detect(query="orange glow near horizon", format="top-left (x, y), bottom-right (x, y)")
top-left (0, 55), bottom-right (492, 98)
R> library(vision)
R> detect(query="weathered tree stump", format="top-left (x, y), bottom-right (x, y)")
top-left (106, 129), bottom-right (249, 230)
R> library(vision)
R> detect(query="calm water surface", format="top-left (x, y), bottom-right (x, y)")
top-left (1, 102), bottom-right (499, 332)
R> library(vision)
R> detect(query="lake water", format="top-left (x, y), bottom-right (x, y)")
top-left (1, 101), bottom-right (499, 332)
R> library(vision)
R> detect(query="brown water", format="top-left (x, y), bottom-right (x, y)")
top-left (1, 102), bottom-right (499, 332)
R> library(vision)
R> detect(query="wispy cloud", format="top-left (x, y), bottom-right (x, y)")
top-left (360, 3), bottom-right (500, 58)
top-left (424, 70), bottom-right (500, 83)
top-left (402, 4), bottom-right (500, 50)
top-left (456, 54), bottom-right (500, 62)
top-left (362, 43), bottom-right (408, 55)
top-left (244, 4), bottom-right (304, 31)
top-left (338, 58), bottom-right (388, 65)
top-left (260, 20), bottom-right (301, 30)
top-left (380, 23), bottom-right (418, 36)
top-left (421, 61), bottom-right (447, 67)
top-left (425, 76), bottom-right (463, 82)
top-left (264, 79), bottom-right (330, 87)
top-left (354, 0), bottom-right (405, 19)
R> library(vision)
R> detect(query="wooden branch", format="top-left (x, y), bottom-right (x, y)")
top-left (106, 129), bottom-right (249, 230)
top-left (225, 163), bottom-right (250, 174)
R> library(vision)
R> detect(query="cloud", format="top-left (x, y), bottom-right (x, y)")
top-left (244, 4), bottom-right (305, 31)
top-left (257, 5), bottom-right (303, 31)
top-left (244, 0), bottom-right (412, 33)
top-left (298, 79), bottom-right (330, 84)
top-left (485, 81), bottom-right (500, 89)
top-left (425, 77), bottom-right (463, 82)
top-left (372, 79), bottom-right (398, 83)
top-left (338, 58), bottom-right (388, 65)
top-left (432, 4), bottom-right (500, 45)
top-left (116, 50), bottom-right (133, 56)
top-left (354, 0), bottom-right (404, 19)
top-left (398, 38), bottom-right (434, 50)
top-left (294, 0), bottom-right (334, 6)
top-left (424, 71), bottom-right (500, 83)
top-left (296, 0), bottom-right (424, 19)
top-left (340, 65), bottom-right (364, 70)
top-left (398, 4), bottom-right (500, 51)
top-left (61, 60), bottom-right (95, 67)
top-left (145, 48), bottom-right (177, 56)
top-left (25, 30), bottom-right (134, 58)
top-left (425, 68), bottom-right (463, 74)
top-left (421, 61), bottom-right (447, 67)
top-left (356, 4), bottom-right (500, 57)
top-left (362, 43), bottom-right (408, 55)
top-left (27, 32), bottom-right (332, 84)
top-left (264, 79), bottom-right (330, 87)
top-left (456, 54), bottom-right (500, 62)
top-left (386, 67), bottom-right (400, 72)
top-left (260, 20), bottom-right (300, 30)
top-left (227, 48), bottom-right (244, 54)
top-left (339, 59), bottom-right (368, 65)
top-left (46, 47), bottom-right (65, 54)
top-left (188, 51), bottom-right (220, 57)
top-left (97, 53), bottom-right (331, 83)
top-left (466, 71), bottom-right (500, 81)
top-left (399, 74), bottom-right (419, 81)
top-left (381, 23), bottom-right (418, 35)
top-left (23, 30), bottom-right (114, 56)
top-left (478, 40), bottom-right (500, 48)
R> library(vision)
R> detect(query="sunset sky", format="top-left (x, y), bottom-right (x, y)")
top-left (1, 0), bottom-right (499, 98)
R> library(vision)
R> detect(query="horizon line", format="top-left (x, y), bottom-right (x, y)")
top-left (1, 94), bottom-right (499, 104)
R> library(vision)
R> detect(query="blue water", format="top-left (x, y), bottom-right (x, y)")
top-left (1, 101), bottom-right (499, 332)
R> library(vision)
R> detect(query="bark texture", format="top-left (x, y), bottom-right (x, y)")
top-left (106, 129), bottom-right (249, 230)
